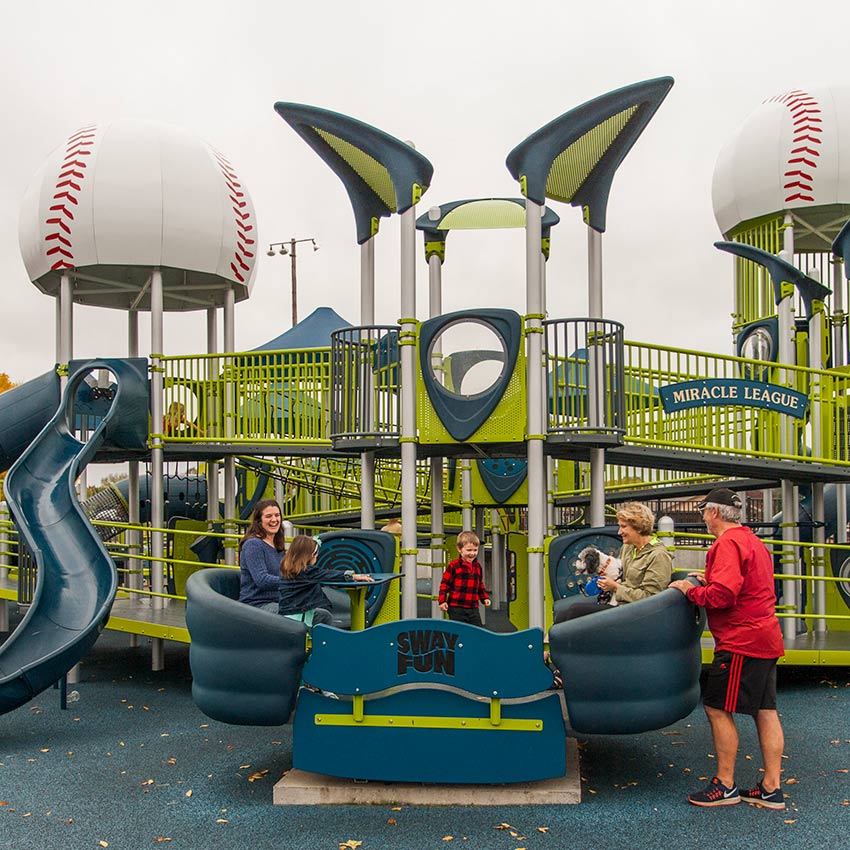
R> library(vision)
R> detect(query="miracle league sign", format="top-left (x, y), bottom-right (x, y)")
top-left (659, 379), bottom-right (808, 420)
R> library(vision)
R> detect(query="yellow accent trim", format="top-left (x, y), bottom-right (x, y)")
top-left (371, 217), bottom-right (380, 237)
top-left (424, 240), bottom-right (445, 262)
top-left (526, 546), bottom-right (545, 554)
top-left (489, 698), bottom-right (502, 726)
top-left (582, 205), bottom-right (590, 224)
top-left (412, 183), bottom-right (424, 206)
top-left (519, 175), bottom-right (528, 197)
top-left (56, 363), bottom-right (69, 377)
top-left (105, 615), bottom-right (190, 644)
top-left (352, 694), bottom-right (365, 722)
top-left (313, 713), bottom-right (543, 731)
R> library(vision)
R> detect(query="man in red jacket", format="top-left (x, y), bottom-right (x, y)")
top-left (670, 487), bottom-right (786, 811)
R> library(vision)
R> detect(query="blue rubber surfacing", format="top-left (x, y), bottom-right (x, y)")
top-left (1, 621), bottom-right (848, 850)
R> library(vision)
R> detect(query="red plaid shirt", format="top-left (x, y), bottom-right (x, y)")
top-left (439, 557), bottom-right (489, 609)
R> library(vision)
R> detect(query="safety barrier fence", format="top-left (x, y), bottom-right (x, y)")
top-left (158, 349), bottom-right (333, 446)
top-left (667, 530), bottom-right (850, 630)
top-left (152, 337), bottom-right (850, 477)
top-left (4, 517), bottom-right (848, 629)
top-left (620, 340), bottom-right (850, 468)
top-left (330, 325), bottom-right (400, 444)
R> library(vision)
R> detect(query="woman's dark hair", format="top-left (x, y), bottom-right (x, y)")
top-left (281, 534), bottom-right (318, 578)
top-left (238, 498), bottom-right (286, 551)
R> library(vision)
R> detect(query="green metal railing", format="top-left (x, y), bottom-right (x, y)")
top-left (159, 349), bottom-right (333, 446)
top-left (619, 339), bottom-right (850, 468)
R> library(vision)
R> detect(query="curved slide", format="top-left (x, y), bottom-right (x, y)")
top-left (0, 359), bottom-right (148, 715)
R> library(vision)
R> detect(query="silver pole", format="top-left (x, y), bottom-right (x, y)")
top-left (490, 509), bottom-right (503, 611)
top-left (833, 260), bottom-right (847, 544)
top-left (126, 311), bottom-right (141, 647)
top-left (360, 238), bottom-right (376, 531)
top-left (149, 268), bottom-right (165, 670)
top-left (400, 202), bottom-right (418, 619)
top-left (809, 291), bottom-right (827, 632)
top-left (204, 307), bottom-right (219, 526)
top-left (461, 460), bottom-right (473, 529)
top-left (587, 228), bottom-right (606, 528)
top-left (778, 220), bottom-right (798, 642)
top-left (525, 200), bottom-right (546, 629)
top-left (428, 249), bottom-right (445, 618)
top-left (223, 289), bottom-right (237, 567)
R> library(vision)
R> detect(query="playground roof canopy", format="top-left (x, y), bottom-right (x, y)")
top-left (252, 306), bottom-right (353, 352)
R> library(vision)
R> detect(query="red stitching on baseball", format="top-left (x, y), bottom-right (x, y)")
top-left (212, 146), bottom-right (255, 286)
top-left (44, 124), bottom-right (98, 271)
top-left (767, 90), bottom-right (822, 204)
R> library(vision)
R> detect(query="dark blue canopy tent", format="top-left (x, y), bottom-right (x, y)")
top-left (251, 306), bottom-right (353, 352)
top-left (239, 306), bottom-right (354, 434)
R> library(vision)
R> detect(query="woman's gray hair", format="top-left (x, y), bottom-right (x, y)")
top-left (707, 502), bottom-right (742, 523)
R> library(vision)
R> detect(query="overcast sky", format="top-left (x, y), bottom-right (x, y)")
top-left (1, 1), bottom-right (848, 384)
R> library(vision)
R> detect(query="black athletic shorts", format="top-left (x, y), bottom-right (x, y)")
top-left (701, 649), bottom-right (778, 717)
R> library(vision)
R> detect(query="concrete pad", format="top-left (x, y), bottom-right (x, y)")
top-left (273, 738), bottom-right (580, 806)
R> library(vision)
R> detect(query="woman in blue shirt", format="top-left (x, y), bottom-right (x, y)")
top-left (238, 499), bottom-right (286, 611)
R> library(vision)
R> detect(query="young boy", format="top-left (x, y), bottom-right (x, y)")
top-left (438, 531), bottom-right (491, 626)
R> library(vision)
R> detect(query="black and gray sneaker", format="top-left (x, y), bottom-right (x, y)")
top-left (740, 781), bottom-right (786, 810)
top-left (687, 776), bottom-right (740, 807)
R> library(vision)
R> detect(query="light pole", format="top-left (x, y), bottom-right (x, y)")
top-left (267, 237), bottom-right (319, 326)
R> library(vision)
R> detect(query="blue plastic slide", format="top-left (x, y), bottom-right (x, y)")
top-left (0, 370), bottom-right (61, 471)
top-left (0, 359), bottom-right (148, 714)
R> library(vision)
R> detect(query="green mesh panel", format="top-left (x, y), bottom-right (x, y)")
top-left (439, 199), bottom-right (528, 230)
top-left (315, 128), bottom-right (397, 212)
top-left (729, 215), bottom-right (784, 328)
top-left (417, 344), bottom-right (527, 445)
top-left (544, 106), bottom-right (638, 203)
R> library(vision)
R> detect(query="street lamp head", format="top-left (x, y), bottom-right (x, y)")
top-left (279, 246), bottom-right (288, 255)
top-left (266, 246), bottom-right (275, 257)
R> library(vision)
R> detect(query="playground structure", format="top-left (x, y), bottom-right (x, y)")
top-left (3, 78), bottom-right (850, 784)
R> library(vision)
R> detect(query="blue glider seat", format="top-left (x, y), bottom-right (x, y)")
top-left (293, 620), bottom-right (566, 784)
top-left (185, 569), bottom-right (308, 726)
top-left (548, 588), bottom-right (705, 734)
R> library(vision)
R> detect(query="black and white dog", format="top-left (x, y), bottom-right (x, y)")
top-left (574, 545), bottom-right (623, 606)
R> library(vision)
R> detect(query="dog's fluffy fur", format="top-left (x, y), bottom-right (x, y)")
top-left (574, 545), bottom-right (623, 606)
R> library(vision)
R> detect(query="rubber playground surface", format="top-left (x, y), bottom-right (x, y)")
top-left (1, 616), bottom-right (849, 850)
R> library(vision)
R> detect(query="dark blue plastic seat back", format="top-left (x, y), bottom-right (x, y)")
top-left (186, 569), bottom-right (308, 726)
top-left (548, 588), bottom-right (705, 734)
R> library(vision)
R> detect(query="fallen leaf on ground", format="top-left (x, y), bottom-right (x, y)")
top-left (387, 818), bottom-right (396, 825)
top-left (784, 819), bottom-right (797, 824)
top-left (185, 790), bottom-right (192, 797)
top-left (536, 827), bottom-right (549, 833)
top-left (339, 842), bottom-right (362, 850)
